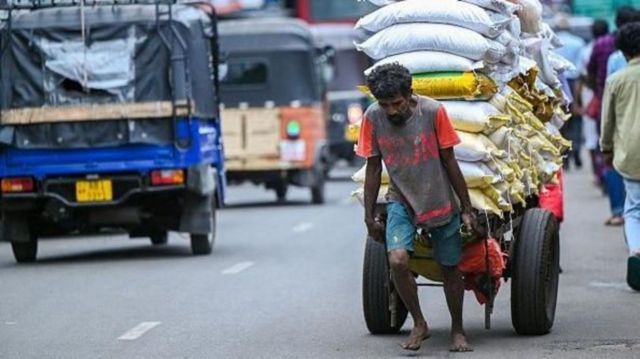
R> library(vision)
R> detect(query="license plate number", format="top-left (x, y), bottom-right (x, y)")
top-left (280, 140), bottom-right (306, 162)
top-left (76, 180), bottom-right (113, 203)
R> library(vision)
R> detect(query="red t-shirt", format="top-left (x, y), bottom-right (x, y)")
top-left (357, 105), bottom-right (460, 158)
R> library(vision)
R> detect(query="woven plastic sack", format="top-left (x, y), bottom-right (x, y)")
top-left (461, 0), bottom-right (521, 15)
top-left (455, 131), bottom-right (506, 162)
top-left (352, 185), bottom-right (389, 205)
top-left (412, 72), bottom-right (498, 100)
top-left (510, 0), bottom-right (542, 34)
top-left (351, 163), bottom-right (390, 184)
top-left (410, 236), bottom-right (445, 282)
top-left (355, 23), bottom-right (507, 63)
top-left (356, 0), bottom-right (511, 37)
top-left (469, 188), bottom-right (503, 216)
top-left (364, 51), bottom-right (483, 76)
top-left (459, 161), bottom-right (501, 188)
top-left (365, 0), bottom-right (397, 6)
top-left (442, 101), bottom-right (509, 134)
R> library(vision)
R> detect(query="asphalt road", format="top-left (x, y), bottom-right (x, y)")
top-left (1, 165), bottom-right (639, 358)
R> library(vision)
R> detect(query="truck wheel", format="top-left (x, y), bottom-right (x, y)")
top-left (362, 236), bottom-right (408, 334)
top-left (5, 217), bottom-right (37, 263)
top-left (311, 175), bottom-right (326, 205)
top-left (150, 231), bottom-right (169, 246)
top-left (190, 206), bottom-right (217, 255)
top-left (511, 208), bottom-right (560, 335)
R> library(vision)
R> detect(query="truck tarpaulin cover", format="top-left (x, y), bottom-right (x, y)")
top-left (0, 4), bottom-right (218, 149)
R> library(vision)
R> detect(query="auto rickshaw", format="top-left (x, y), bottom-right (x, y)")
top-left (311, 24), bottom-right (371, 167)
top-left (218, 18), bottom-right (333, 204)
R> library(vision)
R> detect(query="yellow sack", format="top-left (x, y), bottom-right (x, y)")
top-left (359, 72), bottom-right (498, 101)
top-left (412, 72), bottom-right (498, 100)
top-left (409, 236), bottom-right (444, 282)
top-left (456, 131), bottom-right (506, 162)
top-left (459, 161), bottom-right (499, 188)
top-left (469, 188), bottom-right (503, 217)
top-left (345, 121), bottom-right (361, 143)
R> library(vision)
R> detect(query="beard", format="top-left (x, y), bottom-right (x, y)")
top-left (387, 111), bottom-right (410, 126)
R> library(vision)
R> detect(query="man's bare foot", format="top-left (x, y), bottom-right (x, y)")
top-left (400, 322), bottom-right (430, 351)
top-left (449, 332), bottom-right (473, 352)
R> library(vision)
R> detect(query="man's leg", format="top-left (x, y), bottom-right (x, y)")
top-left (623, 179), bottom-right (640, 290)
top-left (385, 202), bottom-right (428, 351)
top-left (388, 250), bottom-right (429, 350)
top-left (430, 213), bottom-right (472, 352)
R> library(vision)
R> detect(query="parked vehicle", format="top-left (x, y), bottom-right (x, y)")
top-left (0, 0), bottom-right (226, 262)
top-left (219, 18), bottom-right (333, 204)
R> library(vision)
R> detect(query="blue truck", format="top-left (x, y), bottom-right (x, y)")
top-left (0, 0), bottom-right (225, 262)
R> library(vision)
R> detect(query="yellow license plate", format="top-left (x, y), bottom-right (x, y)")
top-left (76, 180), bottom-right (113, 203)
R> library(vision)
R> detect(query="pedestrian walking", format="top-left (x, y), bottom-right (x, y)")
top-left (554, 14), bottom-right (586, 170)
top-left (600, 22), bottom-right (640, 291)
top-left (587, 6), bottom-right (637, 227)
top-left (358, 64), bottom-right (477, 352)
top-left (575, 20), bottom-right (609, 188)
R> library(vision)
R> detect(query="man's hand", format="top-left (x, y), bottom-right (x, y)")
top-left (603, 151), bottom-right (614, 167)
top-left (461, 207), bottom-right (481, 237)
top-left (365, 217), bottom-right (385, 243)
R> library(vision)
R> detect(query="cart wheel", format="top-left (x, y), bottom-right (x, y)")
top-left (362, 236), bottom-right (408, 334)
top-left (190, 206), bottom-right (217, 255)
top-left (511, 208), bottom-right (560, 335)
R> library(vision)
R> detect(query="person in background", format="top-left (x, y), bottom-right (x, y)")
top-left (600, 22), bottom-right (640, 291)
top-left (605, 10), bottom-right (640, 77)
top-left (587, 6), bottom-right (637, 227)
top-left (575, 19), bottom-right (609, 189)
top-left (554, 14), bottom-right (586, 170)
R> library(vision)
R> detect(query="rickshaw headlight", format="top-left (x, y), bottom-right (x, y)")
top-left (286, 121), bottom-right (301, 139)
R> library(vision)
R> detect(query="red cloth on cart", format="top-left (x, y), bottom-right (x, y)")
top-left (458, 238), bottom-right (506, 305)
top-left (539, 169), bottom-right (565, 223)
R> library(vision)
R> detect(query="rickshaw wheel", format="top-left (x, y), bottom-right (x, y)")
top-left (362, 236), bottom-right (408, 334)
top-left (511, 208), bottom-right (560, 335)
top-left (190, 206), bottom-right (217, 255)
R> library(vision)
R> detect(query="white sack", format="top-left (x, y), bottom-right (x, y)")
top-left (364, 0), bottom-right (397, 6)
top-left (365, 51), bottom-right (483, 76)
top-left (355, 23), bottom-right (507, 62)
top-left (454, 131), bottom-right (506, 162)
top-left (512, 0), bottom-right (543, 33)
top-left (461, 0), bottom-right (521, 15)
top-left (441, 101), bottom-right (507, 133)
top-left (355, 0), bottom-right (510, 38)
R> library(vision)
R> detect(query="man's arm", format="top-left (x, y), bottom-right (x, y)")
top-left (364, 156), bottom-right (384, 241)
top-left (600, 80), bottom-right (616, 165)
top-left (439, 148), bottom-right (475, 229)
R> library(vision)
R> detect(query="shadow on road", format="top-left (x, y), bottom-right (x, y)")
top-left (9, 244), bottom-right (206, 266)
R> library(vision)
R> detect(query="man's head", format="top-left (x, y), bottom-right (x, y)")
top-left (592, 19), bottom-right (609, 39)
top-left (616, 22), bottom-right (640, 60)
top-left (365, 63), bottom-right (414, 125)
top-left (616, 6), bottom-right (637, 28)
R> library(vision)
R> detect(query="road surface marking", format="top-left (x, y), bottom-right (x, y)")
top-left (118, 322), bottom-right (161, 341)
top-left (5, 322), bottom-right (16, 325)
top-left (222, 261), bottom-right (254, 274)
top-left (588, 281), bottom-right (631, 290)
top-left (292, 222), bottom-right (314, 233)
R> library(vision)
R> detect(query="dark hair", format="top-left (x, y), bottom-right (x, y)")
top-left (592, 19), bottom-right (609, 38)
top-left (615, 6), bottom-right (637, 28)
top-left (616, 22), bottom-right (640, 58)
top-left (365, 63), bottom-right (412, 99)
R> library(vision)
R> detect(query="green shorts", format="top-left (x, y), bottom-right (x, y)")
top-left (385, 201), bottom-right (462, 266)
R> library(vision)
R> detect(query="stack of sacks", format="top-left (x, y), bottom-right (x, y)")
top-left (352, 0), bottom-right (571, 217)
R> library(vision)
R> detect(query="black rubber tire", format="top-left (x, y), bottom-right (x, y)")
top-left (190, 206), bottom-right (217, 255)
top-left (12, 241), bottom-right (38, 263)
top-left (511, 208), bottom-right (560, 335)
top-left (311, 176), bottom-right (326, 205)
top-left (362, 237), bottom-right (408, 334)
top-left (150, 231), bottom-right (169, 246)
